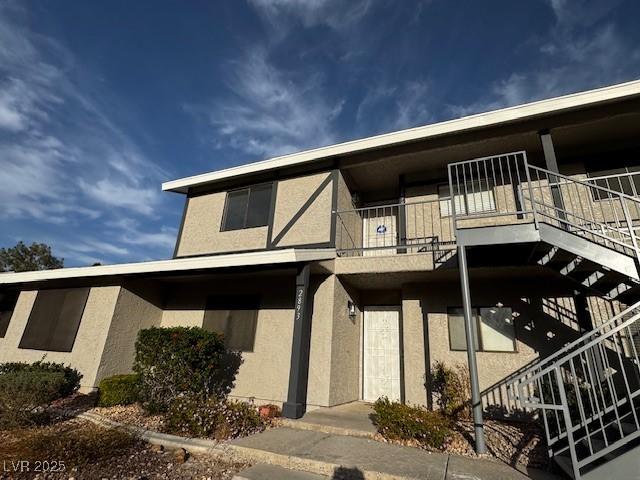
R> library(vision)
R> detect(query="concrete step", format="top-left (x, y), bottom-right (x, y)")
top-left (233, 464), bottom-right (329, 480)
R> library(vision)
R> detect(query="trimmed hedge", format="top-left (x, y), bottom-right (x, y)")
top-left (165, 394), bottom-right (265, 440)
top-left (0, 360), bottom-right (81, 398)
top-left (98, 374), bottom-right (139, 407)
top-left (373, 397), bottom-right (452, 449)
top-left (0, 370), bottom-right (66, 428)
top-left (133, 327), bottom-right (240, 413)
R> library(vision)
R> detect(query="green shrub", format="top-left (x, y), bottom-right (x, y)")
top-left (373, 397), bottom-right (452, 449)
top-left (0, 371), bottom-right (66, 428)
top-left (0, 360), bottom-right (82, 398)
top-left (98, 374), bottom-right (139, 407)
top-left (133, 327), bottom-right (240, 413)
top-left (165, 394), bottom-right (265, 440)
top-left (430, 361), bottom-right (471, 419)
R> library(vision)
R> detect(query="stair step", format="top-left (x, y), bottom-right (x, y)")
top-left (554, 454), bottom-right (576, 479)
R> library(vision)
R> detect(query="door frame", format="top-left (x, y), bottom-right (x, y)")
top-left (360, 305), bottom-right (405, 403)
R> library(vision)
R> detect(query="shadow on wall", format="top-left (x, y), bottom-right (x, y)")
top-left (332, 466), bottom-right (365, 480)
top-left (417, 283), bottom-right (614, 419)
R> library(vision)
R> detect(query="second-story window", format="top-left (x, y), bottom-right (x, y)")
top-left (222, 183), bottom-right (273, 231)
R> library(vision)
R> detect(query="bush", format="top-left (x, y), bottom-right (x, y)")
top-left (0, 360), bottom-right (82, 398)
top-left (430, 361), bottom-right (471, 419)
top-left (165, 394), bottom-right (265, 440)
top-left (98, 374), bottom-right (139, 407)
top-left (373, 397), bottom-right (451, 449)
top-left (0, 370), bottom-right (66, 428)
top-left (134, 327), bottom-right (240, 413)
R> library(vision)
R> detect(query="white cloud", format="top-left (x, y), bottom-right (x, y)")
top-left (248, 0), bottom-right (372, 31)
top-left (446, 5), bottom-right (640, 118)
top-left (205, 48), bottom-right (343, 157)
top-left (0, 4), bottom-right (168, 223)
top-left (356, 79), bottom-right (432, 134)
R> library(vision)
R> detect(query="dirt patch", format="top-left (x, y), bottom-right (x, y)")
top-left (0, 417), bottom-right (249, 480)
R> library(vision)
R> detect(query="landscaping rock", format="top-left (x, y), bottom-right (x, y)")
top-left (174, 447), bottom-right (188, 464)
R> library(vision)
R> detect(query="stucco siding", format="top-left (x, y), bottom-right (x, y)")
top-left (159, 277), bottom-right (295, 405)
top-left (0, 286), bottom-right (121, 390)
top-left (271, 172), bottom-right (333, 248)
top-left (327, 276), bottom-right (361, 406)
top-left (176, 191), bottom-right (268, 257)
top-left (94, 283), bottom-right (163, 382)
top-left (400, 278), bottom-right (584, 410)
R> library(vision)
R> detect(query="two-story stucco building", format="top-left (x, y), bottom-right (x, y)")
top-left (2, 81), bottom-right (640, 475)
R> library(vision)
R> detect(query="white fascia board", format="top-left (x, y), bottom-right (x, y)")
top-left (162, 80), bottom-right (640, 193)
top-left (0, 248), bottom-right (336, 285)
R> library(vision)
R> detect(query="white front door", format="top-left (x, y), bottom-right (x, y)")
top-left (362, 307), bottom-right (401, 402)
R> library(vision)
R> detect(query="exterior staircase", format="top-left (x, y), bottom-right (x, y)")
top-left (448, 152), bottom-right (640, 479)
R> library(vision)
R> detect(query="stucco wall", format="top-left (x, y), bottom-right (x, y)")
top-left (176, 170), bottom-right (337, 257)
top-left (94, 283), bottom-right (163, 382)
top-left (160, 276), bottom-right (296, 405)
top-left (176, 191), bottom-right (269, 257)
top-left (271, 172), bottom-right (333, 248)
top-left (0, 286), bottom-right (121, 390)
top-left (328, 276), bottom-right (361, 406)
top-left (400, 278), bottom-right (585, 410)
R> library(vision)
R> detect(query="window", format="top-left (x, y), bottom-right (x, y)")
top-left (0, 290), bottom-right (19, 338)
top-left (439, 181), bottom-right (496, 217)
top-left (447, 306), bottom-right (516, 352)
top-left (222, 183), bottom-right (273, 231)
top-left (19, 288), bottom-right (90, 352)
top-left (203, 295), bottom-right (259, 352)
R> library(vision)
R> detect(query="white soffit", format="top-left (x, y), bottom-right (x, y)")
top-left (0, 248), bottom-right (336, 285)
top-left (162, 80), bottom-right (640, 193)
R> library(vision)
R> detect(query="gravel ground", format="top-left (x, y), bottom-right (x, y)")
top-left (0, 418), bottom-right (249, 480)
top-left (90, 404), bottom-right (166, 432)
top-left (373, 419), bottom-right (548, 469)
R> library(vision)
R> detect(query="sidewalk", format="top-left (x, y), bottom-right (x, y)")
top-left (229, 427), bottom-right (559, 480)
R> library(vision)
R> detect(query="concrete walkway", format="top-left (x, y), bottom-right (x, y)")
top-left (281, 402), bottom-right (377, 438)
top-left (230, 427), bottom-right (558, 480)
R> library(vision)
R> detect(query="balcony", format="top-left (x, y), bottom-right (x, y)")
top-left (335, 151), bottom-right (640, 259)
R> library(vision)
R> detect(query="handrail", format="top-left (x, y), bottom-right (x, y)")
top-left (529, 164), bottom-right (640, 203)
top-left (333, 196), bottom-right (445, 215)
top-left (520, 306), bottom-right (640, 393)
top-left (509, 300), bottom-right (640, 385)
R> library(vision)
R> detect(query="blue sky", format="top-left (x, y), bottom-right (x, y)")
top-left (1, 0), bottom-right (639, 266)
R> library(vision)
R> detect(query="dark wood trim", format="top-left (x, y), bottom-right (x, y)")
top-left (266, 180), bottom-right (279, 248)
top-left (172, 193), bottom-right (191, 259)
top-left (282, 264), bottom-right (313, 419)
top-left (330, 170), bottom-right (339, 248)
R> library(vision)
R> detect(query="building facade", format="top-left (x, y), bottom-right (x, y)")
top-left (1, 82), bottom-right (639, 457)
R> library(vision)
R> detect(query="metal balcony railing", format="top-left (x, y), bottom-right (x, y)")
top-left (334, 198), bottom-right (456, 257)
top-left (448, 151), bottom-right (640, 265)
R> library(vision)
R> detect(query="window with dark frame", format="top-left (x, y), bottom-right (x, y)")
top-left (19, 288), bottom-right (90, 352)
top-left (222, 183), bottom-right (273, 231)
top-left (0, 290), bottom-right (19, 338)
top-left (203, 295), bottom-right (259, 352)
top-left (447, 306), bottom-right (517, 352)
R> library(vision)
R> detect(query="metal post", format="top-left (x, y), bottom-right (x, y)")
top-left (457, 245), bottom-right (486, 453)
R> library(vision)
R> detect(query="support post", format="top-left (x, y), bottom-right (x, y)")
top-left (458, 245), bottom-right (486, 453)
top-left (398, 175), bottom-right (407, 254)
top-left (539, 130), bottom-right (567, 226)
top-left (282, 264), bottom-right (312, 419)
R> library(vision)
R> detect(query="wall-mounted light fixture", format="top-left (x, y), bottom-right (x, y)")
top-left (347, 300), bottom-right (356, 318)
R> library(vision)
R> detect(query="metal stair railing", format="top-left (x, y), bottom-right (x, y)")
top-left (511, 303), bottom-right (640, 479)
